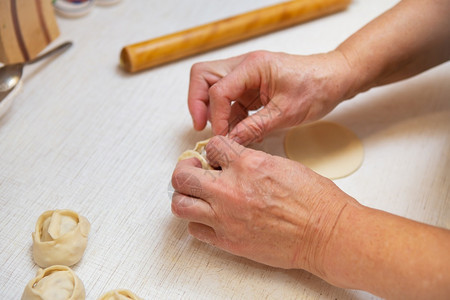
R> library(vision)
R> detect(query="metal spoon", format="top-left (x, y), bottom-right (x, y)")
top-left (0, 41), bottom-right (73, 101)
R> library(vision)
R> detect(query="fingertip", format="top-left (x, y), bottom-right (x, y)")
top-left (192, 117), bottom-right (204, 131)
top-left (190, 104), bottom-right (208, 131)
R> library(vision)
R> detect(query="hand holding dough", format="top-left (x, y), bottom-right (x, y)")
top-left (32, 209), bottom-right (90, 268)
top-left (178, 139), bottom-right (212, 169)
top-left (98, 289), bottom-right (143, 300)
top-left (21, 265), bottom-right (85, 300)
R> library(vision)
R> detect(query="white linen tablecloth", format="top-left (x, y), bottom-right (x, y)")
top-left (1, 0), bottom-right (449, 298)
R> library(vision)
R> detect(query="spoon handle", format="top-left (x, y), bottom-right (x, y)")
top-left (25, 41), bottom-right (73, 65)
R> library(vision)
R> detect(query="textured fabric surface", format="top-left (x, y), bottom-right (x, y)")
top-left (1, 1), bottom-right (449, 299)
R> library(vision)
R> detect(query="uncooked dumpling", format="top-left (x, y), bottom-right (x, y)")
top-left (21, 265), bottom-right (85, 300)
top-left (284, 121), bottom-right (364, 179)
top-left (178, 139), bottom-right (212, 169)
top-left (32, 209), bottom-right (90, 268)
top-left (98, 289), bottom-right (143, 300)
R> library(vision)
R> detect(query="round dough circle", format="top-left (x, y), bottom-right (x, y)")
top-left (284, 121), bottom-right (364, 179)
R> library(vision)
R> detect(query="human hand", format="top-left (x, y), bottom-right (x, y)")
top-left (171, 136), bottom-right (360, 275)
top-left (188, 50), bottom-right (353, 146)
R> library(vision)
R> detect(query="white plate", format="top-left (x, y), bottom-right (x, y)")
top-left (0, 80), bottom-right (22, 119)
top-left (53, 0), bottom-right (95, 18)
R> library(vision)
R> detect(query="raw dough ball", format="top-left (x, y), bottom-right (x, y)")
top-left (32, 209), bottom-right (90, 268)
top-left (21, 265), bottom-right (85, 300)
top-left (284, 121), bottom-right (364, 179)
top-left (178, 138), bottom-right (213, 169)
top-left (98, 289), bottom-right (143, 300)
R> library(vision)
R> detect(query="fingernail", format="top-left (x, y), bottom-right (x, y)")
top-left (230, 134), bottom-right (242, 145)
top-left (228, 128), bottom-right (241, 143)
top-left (174, 195), bottom-right (196, 208)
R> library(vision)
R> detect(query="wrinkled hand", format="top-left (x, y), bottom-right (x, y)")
top-left (171, 136), bottom-right (359, 275)
top-left (188, 50), bottom-right (353, 145)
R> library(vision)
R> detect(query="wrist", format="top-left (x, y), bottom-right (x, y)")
top-left (295, 186), bottom-right (363, 279)
top-left (319, 199), bottom-right (369, 288)
top-left (328, 49), bottom-right (366, 102)
top-left (291, 50), bottom-right (360, 124)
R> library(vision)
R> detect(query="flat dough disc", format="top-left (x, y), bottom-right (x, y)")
top-left (284, 121), bottom-right (364, 179)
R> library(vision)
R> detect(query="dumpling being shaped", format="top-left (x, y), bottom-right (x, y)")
top-left (178, 138), bottom-right (212, 170)
top-left (98, 289), bottom-right (143, 300)
top-left (21, 265), bottom-right (85, 300)
top-left (32, 209), bottom-right (90, 268)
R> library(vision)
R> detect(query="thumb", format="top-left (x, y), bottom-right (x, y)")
top-left (228, 100), bottom-right (284, 146)
top-left (209, 57), bottom-right (263, 136)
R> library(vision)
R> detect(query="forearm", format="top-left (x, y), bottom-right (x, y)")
top-left (323, 203), bottom-right (450, 299)
top-left (336, 0), bottom-right (450, 98)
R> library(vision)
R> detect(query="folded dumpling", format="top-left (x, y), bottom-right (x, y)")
top-left (178, 138), bottom-right (212, 170)
top-left (22, 265), bottom-right (85, 300)
top-left (32, 209), bottom-right (90, 267)
top-left (98, 289), bottom-right (143, 300)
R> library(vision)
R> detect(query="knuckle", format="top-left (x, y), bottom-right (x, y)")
top-left (171, 193), bottom-right (195, 217)
top-left (190, 62), bottom-right (205, 76)
top-left (171, 168), bottom-right (184, 190)
top-left (247, 50), bottom-right (270, 63)
top-left (206, 136), bottom-right (242, 168)
top-left (171, 170), bottom-right (181, 190)
top-left (206, 136), bottom-right (222, 152)
top-left (172, 169), bottom-right (201, 191)
top-left (239, 151), bottom-right (268, 171)
top-left (239, 154), bottom-right (259, 171)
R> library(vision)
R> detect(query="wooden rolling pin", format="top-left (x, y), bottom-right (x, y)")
top-left (120, 0), bottom-right (351, 72)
